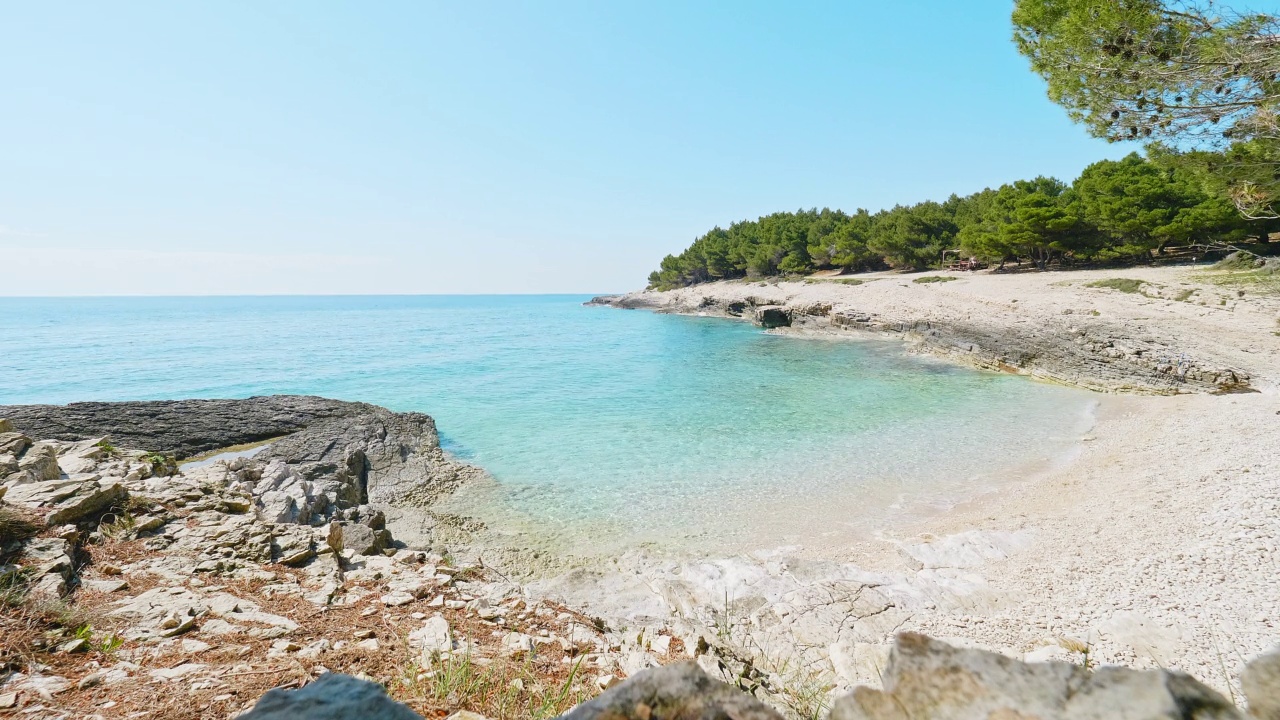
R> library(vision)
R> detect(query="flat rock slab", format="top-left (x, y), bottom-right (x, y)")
top-left (0, 396), bottom-right (376, 459)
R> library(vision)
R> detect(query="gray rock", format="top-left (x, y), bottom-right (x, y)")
top-left (325, 521), bottom-right (344, 553)
top-left (21, 537), bottom-right (74, 578)
top-left (340, 522), bottom-right (391, 556)
top-left (0, 430), bottom-right (30, 456)
top-left (272, 526), bottom-right (316, 566)
top-left (0, 396), bottom-right (369, 459)
top-left (559, 661), bottom-right (783, 720)
top-left (1244, 645), bottom-right (1280, 719)
top-left (11, 441), bottom-right (62, 483)
top-left (829, 632), bottom-right (1242, 720)
top-left (45, 480), bottom-right (127, 526)
top-left (753, 306), bottom-right (792, 329)
top-left (240, 672), bottom-right (423, 719)
top-left (0, 396), bottom-right (485, 523)
top-left (4, 477), bottom-right (92, 507)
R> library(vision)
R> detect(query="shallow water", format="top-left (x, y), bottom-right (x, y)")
top-left (0, 295), bottom-right (1092, 554)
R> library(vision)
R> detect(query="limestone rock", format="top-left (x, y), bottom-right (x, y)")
top-left (109, 587), bottom-right (208, 640)
top-left (829, 632), bottom-right (1242, 720)
top-left (4, 477), bottom-right (86, 508)
top-left (0, 396), bottom-right (485, 523)
top-left (45, 479), bottom-right (127, 525)
top-left (1244, 645), bottom-right (1280, 720)
top-left (239, 671), bottom-right (424, 712)
top-left (753, 306), bottom-right (792, 329)
top-left (342, 522), bottom-right (391, 556)
top-left (409, 615), bottom-right (452, 656)
top-left (0, 430), bottom-right (30, 456)
top-left (21, 537), bottom-right (74, 576)
top-left (16, 441), bottom-right (62, 482)
top-left (559, 661), bottom-right (783, 720)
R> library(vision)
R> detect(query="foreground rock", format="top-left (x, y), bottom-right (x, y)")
top-left (0, 406), bottom-right (678, 718)
top-left (831, 633), bottom-right (1245, 720)
top-left (237, 633), bottom-right (1280, 720)
top-left (561, 661), bottom-right (783, 720)
top-left (241, 672), bottom-right (423, 720)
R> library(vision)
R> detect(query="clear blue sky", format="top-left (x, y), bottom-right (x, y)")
top-left (1, 1), bottom-right (1141, 296)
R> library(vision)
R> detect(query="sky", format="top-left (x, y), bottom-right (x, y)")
top-left (1, 1), bottom-right (1146, 296)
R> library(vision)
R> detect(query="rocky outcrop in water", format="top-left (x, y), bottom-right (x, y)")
top-left (0, 396), bottom-right (370, 459)
top-left (0, 396), bottom-right (483, 515)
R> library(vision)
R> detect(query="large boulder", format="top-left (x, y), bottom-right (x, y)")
top-left (559, 661), bottom-right (783, 720)
top-left (240, 672), bottom-right (423, 720)
top-left (830, 633), bottom-right (1242, 720)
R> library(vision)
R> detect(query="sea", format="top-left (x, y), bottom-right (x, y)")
top-left (0, 295), bottom-right (1094, 554)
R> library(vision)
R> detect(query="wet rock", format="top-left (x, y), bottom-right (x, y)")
top-left (241, 672), bottom-right (423, 719)
top-left (560, 661), bottom-right (783, 720)
top-left (829, 632), bottom-right (1242, 720)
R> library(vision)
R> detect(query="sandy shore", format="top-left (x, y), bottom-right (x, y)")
top-left (540, 265), bottom-right (1280, 701)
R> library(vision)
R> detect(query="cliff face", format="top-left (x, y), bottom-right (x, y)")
top-left (591, 268), bottom-right (1273, 395)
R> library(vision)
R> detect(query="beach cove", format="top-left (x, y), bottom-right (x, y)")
top-left (2, 263), bottom-right (1278, 713)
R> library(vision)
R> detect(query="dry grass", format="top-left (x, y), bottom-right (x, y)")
top-left (2, 541), bottom-right (623, 719)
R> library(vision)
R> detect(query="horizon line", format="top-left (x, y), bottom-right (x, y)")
top-left (0, 291), bottom-right (626, 299)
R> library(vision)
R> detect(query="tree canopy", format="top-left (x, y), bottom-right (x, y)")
top-left (1012, 0), bottom-right (1280, 217)
top-left (648, 153), bottom-right (1254, 289)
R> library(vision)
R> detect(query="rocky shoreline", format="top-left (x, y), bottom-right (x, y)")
top-left (3, 390), bottom-right (1280, 717)
top-left (0, 399), bottom-right (700, 718)
top-left (590, 265), bottom-right (1280, 395)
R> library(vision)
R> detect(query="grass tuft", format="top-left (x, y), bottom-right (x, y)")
top-left (403, 653), bottom-right (593, 720)
top-left (1085, 278), bottom-right (1145, 293)
top-left (912, 275), bottom-right (957, 284)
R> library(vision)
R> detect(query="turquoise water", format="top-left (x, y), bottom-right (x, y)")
top-left (0, 295), bottom-right (1091, 552)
